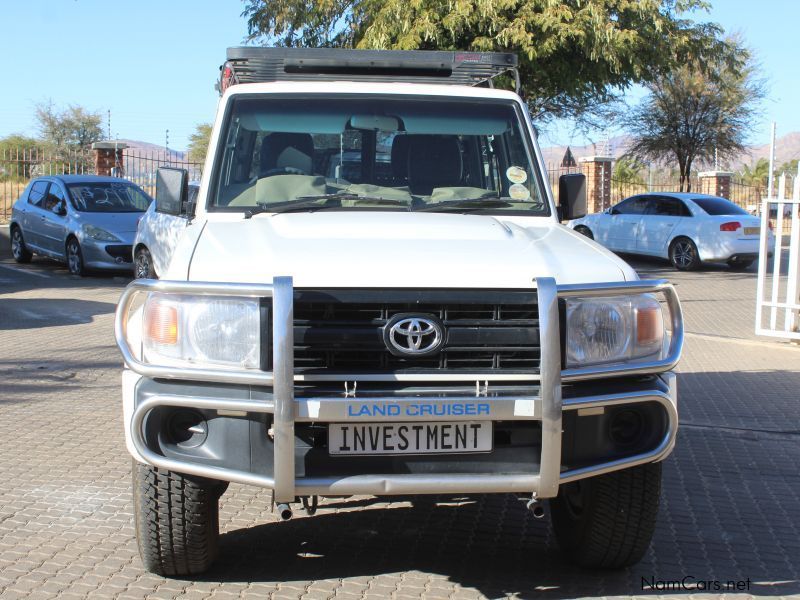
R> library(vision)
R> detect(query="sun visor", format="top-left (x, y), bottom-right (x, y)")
top-left (236, 110), bottom-right (349, 133)
top-left (402, 115), bottom-right (509, 136)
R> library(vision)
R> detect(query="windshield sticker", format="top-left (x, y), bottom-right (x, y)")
top-left (509, 183), bottom-right (530, 201)
top-left (506, 166), bottom-right (528, 184)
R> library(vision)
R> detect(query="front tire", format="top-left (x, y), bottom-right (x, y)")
top-left (10, 226), bottom-right (32, 263)
top-left (550, 462), bottom-right (662, 569)
top-left (575, 226), bottom-right (594, 240)
top-left (669, 238), bottom-right (700, 271)
top-left (66, 238), bottom-right (85, 276)
top-left (134, 246), bottom-right (157, 279)
top-left (133, 462), bottom-right (221, 576)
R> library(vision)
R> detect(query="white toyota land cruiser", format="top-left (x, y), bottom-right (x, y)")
top-left (115, 48), bottom-right (683, 576)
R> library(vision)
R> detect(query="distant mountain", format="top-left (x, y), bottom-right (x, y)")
top-left (116, 139), bottom-right (188, 162)
top-left (540, 132), bottom-right (800, 171)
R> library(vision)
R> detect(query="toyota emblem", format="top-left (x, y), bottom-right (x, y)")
top-left (384, 314), bottom-right (444, 357)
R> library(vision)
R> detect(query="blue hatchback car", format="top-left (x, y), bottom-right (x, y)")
top-left (10, 175), bottom-right (152, 276)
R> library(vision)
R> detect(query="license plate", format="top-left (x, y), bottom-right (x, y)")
top-left (744, 227), bottom-right (760, 235)
top-left (328, 421), bottom-right (492, 455)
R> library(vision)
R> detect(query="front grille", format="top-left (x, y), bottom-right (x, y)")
top-left (290, 289), bottom-right (539, 375)
top-left (104, 244), bottom-right (133, 262)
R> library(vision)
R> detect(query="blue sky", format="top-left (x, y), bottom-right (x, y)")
top-left (1, 0), bottom-right (797, 151)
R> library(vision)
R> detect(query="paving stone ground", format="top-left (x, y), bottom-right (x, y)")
top-left (0, 236), bottom-right (798, 599)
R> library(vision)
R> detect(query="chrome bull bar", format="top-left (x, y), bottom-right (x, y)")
top-left (116, 277), bottom-right (681, 501)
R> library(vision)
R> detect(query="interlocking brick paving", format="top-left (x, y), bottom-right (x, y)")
top-left (1, 248), bottom-right (798, 599)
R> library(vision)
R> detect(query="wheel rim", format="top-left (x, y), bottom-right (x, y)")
top-left (67, 242), bottom-right (81, 273)
top-left (135, 252), bottom-right (150, 279)
top-left (11, 230), bottom-right (22, 259)
top-left (672, 241), bottom-right (694, 268)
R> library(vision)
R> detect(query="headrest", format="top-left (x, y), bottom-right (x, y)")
top-left (260, 132), bottom-right (314, 175)
top-left (407, 135), bottom-right (463, 195)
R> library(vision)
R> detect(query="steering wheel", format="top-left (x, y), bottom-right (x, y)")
top-left (262, 166), bottom-right (307, 177)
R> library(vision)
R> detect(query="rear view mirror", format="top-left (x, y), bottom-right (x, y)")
top-left (349, 115), bottom-right (400, 132)
top-left (156, 167), bottom-right (188, 216)
top-left (558, 174), bottom-right (587, 221)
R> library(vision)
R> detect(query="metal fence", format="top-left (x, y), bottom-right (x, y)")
top-left (122, 150), bottom-right (203, 199)
top-left (0, 146), bottom-right (203, 222)
top-left (1, 147), bottom-right (93, 222)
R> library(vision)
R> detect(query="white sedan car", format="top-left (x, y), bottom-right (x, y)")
top-left (132, 182), bottom-right (199, 278)
top-left (569, 192), bottom-right (774, 270)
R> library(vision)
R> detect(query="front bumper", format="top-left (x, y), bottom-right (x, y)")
top-left (81, 236), bottom-right (134, 270)
top-left (117, 278), bottom-right (682, 502)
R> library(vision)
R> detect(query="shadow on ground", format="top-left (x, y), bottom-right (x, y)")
top-left (0, 298), bottom-right (116, 330)
top-left (179, 369), bottom-right (800, 598)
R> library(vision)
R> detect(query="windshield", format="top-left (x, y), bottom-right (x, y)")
top-left (692, 197), bottom-right (749, 216)
top-left (210, 95), bottom-right (548, 215)
top-left (67, 182), bottom-right (151, 213)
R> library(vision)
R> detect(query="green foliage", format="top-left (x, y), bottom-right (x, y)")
top-left (778, 158), bottom-right (798, 177)
top-left (0, 135), bottom-right (44, 180)
top-left (241, 0), bottom-right (738, 125)
top-left (624, 38), bottom-right (764, 192)
top-left (739, 158), bottom-right (770, 189)
top-left (35, 101), bottom-right (103, 152)
top-left (613, 156), bottom-right (646, 184)
top-left (34, 101), bottom-right (104, 172)
top-left (188, 124), bottom-right (213, 164)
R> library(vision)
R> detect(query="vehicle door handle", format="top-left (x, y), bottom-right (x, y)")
top-left (40, 215), bottom-right (46, 221)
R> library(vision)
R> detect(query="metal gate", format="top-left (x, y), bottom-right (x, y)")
top-left (756, 170), bottom-right (800, 340)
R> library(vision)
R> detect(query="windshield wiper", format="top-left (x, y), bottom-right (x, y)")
top-left (413, 197), bottom-right (515, 212)
top-left (244, 194), bottom-right (411, 218)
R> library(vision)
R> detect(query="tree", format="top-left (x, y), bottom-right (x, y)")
top-left (739, 157), bottom-right (770, 189)
top-left (613, 156), bottom-right (646, 185)
top-left (624, 41), bottom-right (764, 192)
top-left (35, 101), bottom-right (104, 153)
top-left (241, 0), bottom-right (739, 126)
top-left (0, 135), bottom-right (43, 180)
top-left (34, 101), bottom-right (104, 173)
top-left (188, 123), bottom-right (213, 163)
top-left (778, 158), bottom-right (798, 178)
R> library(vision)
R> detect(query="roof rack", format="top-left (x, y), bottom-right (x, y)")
top-left (218, 47), bottom-right (519, 96)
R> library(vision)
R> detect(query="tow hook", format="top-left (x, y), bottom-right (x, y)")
top-left (301, 495), bottom-right (318, 516)
top-left (526, 494), bottom-right (545, 519)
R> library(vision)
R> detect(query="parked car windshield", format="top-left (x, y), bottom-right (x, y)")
top-left (209, 95), bottom-right (548, 215)
top-left (692, 197), bottom-right (749, 216)
top-left (67, 182), bottom-right (151, 213)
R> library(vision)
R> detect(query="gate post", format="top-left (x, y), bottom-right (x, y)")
top-left (698, 171), bottom-right (732, 199)
top-left (579, 156), bottom-right (613, 213)
top-left (91, 141), bottom-right (128, 177)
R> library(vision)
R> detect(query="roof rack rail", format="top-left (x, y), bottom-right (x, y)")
top-left (218, 47), bottom-right (519, 96)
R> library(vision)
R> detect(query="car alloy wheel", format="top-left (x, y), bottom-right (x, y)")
top-left (134, 248), bottom-right (156, 279)
top-left (11, 229), bottom-right (23, 259)
top-left (671, 240), bottom-right (698, 270)
top-left (67, 240), bottom-right (84, 276)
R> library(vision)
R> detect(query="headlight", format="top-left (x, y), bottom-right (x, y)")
top-left (565, 294), bottom-right (665, 368)
top-left (83, 224), bottom-right (121, 242)
top-left (142, 293), bottom-right (260, 369)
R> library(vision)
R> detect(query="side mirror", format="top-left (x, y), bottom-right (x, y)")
top-left (155, 167), bottom-right (188, 217)
top-left (558, 173), bottom-right (587, 221)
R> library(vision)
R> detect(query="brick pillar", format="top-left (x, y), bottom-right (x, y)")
top-left (91, 141), bottom-right (128, 176)
top-left (697, 171), bottom-right (732, 199)
top-left (579, 156), bottom-right (613, 213)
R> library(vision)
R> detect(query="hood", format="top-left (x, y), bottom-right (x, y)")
top-left (73, 210), bottom-right (143, 235)
top-left (187, 212), bottom-right (633, 287)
